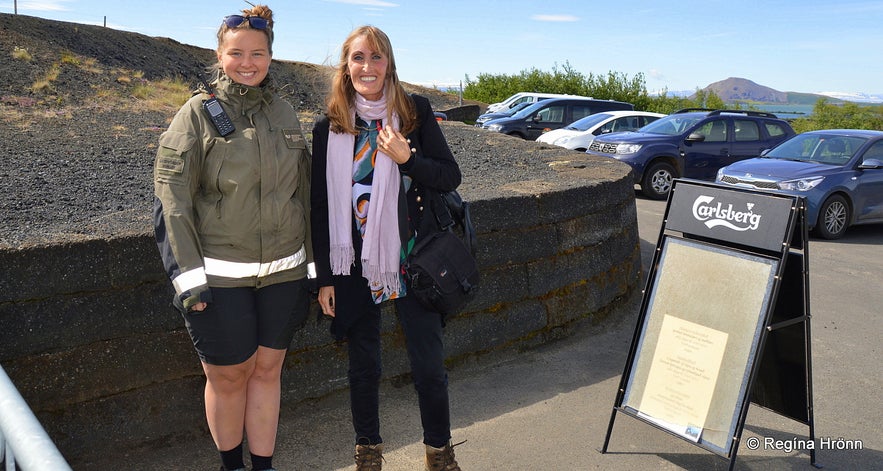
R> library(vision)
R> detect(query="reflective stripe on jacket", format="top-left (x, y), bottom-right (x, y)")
top-left (153, 75), bottom-right (312, 308)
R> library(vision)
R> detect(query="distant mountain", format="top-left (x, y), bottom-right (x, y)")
top-left (695, 77), bottom-right (882, 104)
top-left (702, 77), bottom-right (787, 103)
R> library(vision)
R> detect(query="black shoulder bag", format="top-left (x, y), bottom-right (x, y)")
top-left (404, 190), bottom-right (480, 316)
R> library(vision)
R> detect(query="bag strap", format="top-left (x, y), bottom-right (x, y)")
top-left (461, 200), bottom-right (477, 257)
top-left (432, 190), bottom-right (477, 257)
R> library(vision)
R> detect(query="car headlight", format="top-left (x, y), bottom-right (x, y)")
top-left (615, 143), bottom-right (642, 155)
top-left (553, 136), bottom-right (570, 146)
top-left (487, 123), bottom-right (502, 132)
top-left (778, 176), bottom-right (824, 191)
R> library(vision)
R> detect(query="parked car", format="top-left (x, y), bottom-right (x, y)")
top-left (475, 101), bottom-right (533, 127)
top-left (586, 109), bottom-right (796, 199)
top-left (483, 98), bottom-right (634, 141)
top-left (485, 92), bottom-right (584, 113)
top-left (716, 129), bottom-right (883, 239)
top-left (536, 110), bottom-right (666, 151)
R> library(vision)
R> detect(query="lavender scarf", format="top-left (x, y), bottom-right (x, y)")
top-left (326, 93), bottom-right (403, 298)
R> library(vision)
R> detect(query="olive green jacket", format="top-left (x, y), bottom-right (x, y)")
top-left (153, 75), bottom-right (312, 310)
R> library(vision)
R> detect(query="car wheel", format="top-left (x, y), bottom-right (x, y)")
top-left (641, 161), bottom-right (676, 200)
top-left (815, 194), bottom-right (850, 240)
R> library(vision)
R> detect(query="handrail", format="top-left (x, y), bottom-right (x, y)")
top-left (0, 365), bottom-right (71, 470)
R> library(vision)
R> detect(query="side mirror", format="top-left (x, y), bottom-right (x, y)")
top-left (859, 158), bottom-right (883, 170)
top-left (686, 132), bottom-right (706, 142)
top-left (760, 148), bottom-right (771, 157)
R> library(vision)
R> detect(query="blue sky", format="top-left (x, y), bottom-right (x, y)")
top-left (3, 0), bottom-right (882, 96)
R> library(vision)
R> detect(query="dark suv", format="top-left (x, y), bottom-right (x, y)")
top-left (586, 109), bottom-right (796, 199)
top-left (483, 97), bottom-right (634, 140)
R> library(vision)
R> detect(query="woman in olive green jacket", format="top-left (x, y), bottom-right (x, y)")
top-left (153, 5), bottom-right (310, 471)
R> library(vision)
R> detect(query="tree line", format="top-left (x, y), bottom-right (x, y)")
top-left (461, 64), bottom-right (883, 131)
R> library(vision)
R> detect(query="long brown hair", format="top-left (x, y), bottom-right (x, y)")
top-left (326, 26), bottom-right (416, 135)
top-left (216, 4), bottom-right (275, 55)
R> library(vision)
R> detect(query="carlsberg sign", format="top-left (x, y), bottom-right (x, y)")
top-left (667, 181), bottom-right (797, 252)
top-left (692, 196), bottom-right (763, 232)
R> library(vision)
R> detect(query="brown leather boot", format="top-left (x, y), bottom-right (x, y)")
top-left (354, 443), bottom-right (383, 470)
top-left (425, 440), bottom-right (464, 471)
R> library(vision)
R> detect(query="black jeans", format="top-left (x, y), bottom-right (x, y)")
top-left (345, 288), bottom-right (451, 448)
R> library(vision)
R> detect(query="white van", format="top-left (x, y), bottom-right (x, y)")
top-left (486, 92), bottom-right (588, 113)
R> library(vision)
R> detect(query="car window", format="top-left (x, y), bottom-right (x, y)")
top-left (502, 102), bottom-right (531, 116)
top-left (640, 116), bottom-right (662, 127)
top-left (817, 137), bottom-right (863, 164)
top-left (611, 117), bottom-right (639, 132)
top-left (597, 120), bottom-right (616, 135)
top-left (572, 105), bottom-right (594, 121)
top-left (863, 141), bottom-right (883, 161)
top-left (769, 134), bottom-right (866, 165)
top-left (536, 105), bottom-right (565, 123)
top-left (734, 120), bottom-right (760, 141)
top-left (568, 112), bottom-right (612, 131)
top-left (696, 119), bottom-right (728, 142)
top-left (642, 115), bottom-right (705, 135)
top-left (765, 122), bottom-right (789, 137)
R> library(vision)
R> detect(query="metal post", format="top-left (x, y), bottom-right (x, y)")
top-left (0, 365), bottom-right (72, 470)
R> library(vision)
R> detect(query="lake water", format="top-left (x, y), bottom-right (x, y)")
top-left (748, 104), bottom-right (814, 120)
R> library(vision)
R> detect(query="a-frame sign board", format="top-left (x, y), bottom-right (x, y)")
top-left (601, 179), bottom-right (817, 470)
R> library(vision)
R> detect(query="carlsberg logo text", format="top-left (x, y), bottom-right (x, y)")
top-left (692, 196), bottom-right (762, 231)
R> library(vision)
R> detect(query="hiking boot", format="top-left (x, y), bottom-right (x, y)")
top-left (354, 443), bottom-right (383, 470)
top-left (425, 440), bottom-right (465, 471)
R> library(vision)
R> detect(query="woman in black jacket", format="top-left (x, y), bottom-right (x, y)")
top-left (310, 25), bottom-right (464, 471)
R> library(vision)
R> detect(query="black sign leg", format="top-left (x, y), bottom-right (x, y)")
top-left (601, 407), bottom-right (617, 453)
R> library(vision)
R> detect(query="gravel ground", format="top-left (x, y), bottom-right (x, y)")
top-left (0, 106), bottom-right (572, 250)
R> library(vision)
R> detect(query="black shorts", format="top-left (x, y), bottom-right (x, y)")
top-left (182, 279), bottom-right (310, 366)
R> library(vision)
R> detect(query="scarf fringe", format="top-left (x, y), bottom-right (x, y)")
top-left (330, 244), bottom-right (355, 275)
top-left (361, 260), bottom-right (403, 297)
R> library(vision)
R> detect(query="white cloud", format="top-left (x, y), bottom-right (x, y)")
top-left (16, 0), bottom-right (71, 11)
top-left (531, 14), bottom-right (579, 22)
top-left (323, 0), bottom-right (398, 6)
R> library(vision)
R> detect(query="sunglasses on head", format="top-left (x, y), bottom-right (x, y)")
top-left (223, 15), bottom-right (269, 30)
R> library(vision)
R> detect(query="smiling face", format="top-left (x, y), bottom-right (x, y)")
top-left (346, 35), bottom-right (388, 101)
top-left (217, 28), bottom-right (271, 87)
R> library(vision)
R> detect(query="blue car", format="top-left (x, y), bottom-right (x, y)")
top-left (587, 109), bottom-right (795, 199)
top-left (716, 129), bottom-right (883, 239)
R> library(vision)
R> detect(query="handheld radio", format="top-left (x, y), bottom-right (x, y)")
top-left (199, 77), bottom-right (235, 137)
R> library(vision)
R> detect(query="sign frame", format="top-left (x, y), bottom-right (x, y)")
top-left (601, 179), bottom-right (816, 470)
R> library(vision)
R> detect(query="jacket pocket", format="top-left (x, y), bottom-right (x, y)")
top-left (282, 128), bottom-right (307, 149)
top-left (155, 131), bottom-right (196, 184)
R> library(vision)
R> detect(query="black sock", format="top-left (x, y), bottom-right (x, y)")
top-left (220, 442), bottom-right (245, 470)
top-left (251, 452), bottom-right (273, 471)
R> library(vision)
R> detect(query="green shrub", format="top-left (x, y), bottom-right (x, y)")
top-left (462, 64), bottom-right (726, 113)
top-left (791, 100), bottom-right (883, 133)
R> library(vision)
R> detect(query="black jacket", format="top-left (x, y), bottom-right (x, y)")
top-left (310, 94), bottom-right (461, 290)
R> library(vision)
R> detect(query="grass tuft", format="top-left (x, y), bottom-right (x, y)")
top-left (31, 64), bottom-right (61, 93)
top-left (12, 46), bottom-right (32, 61)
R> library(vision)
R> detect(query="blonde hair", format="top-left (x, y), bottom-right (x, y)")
top-left (326, 26), bottom-right (416, 135)
top-left (216, 4), bottom-right (275, 55)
